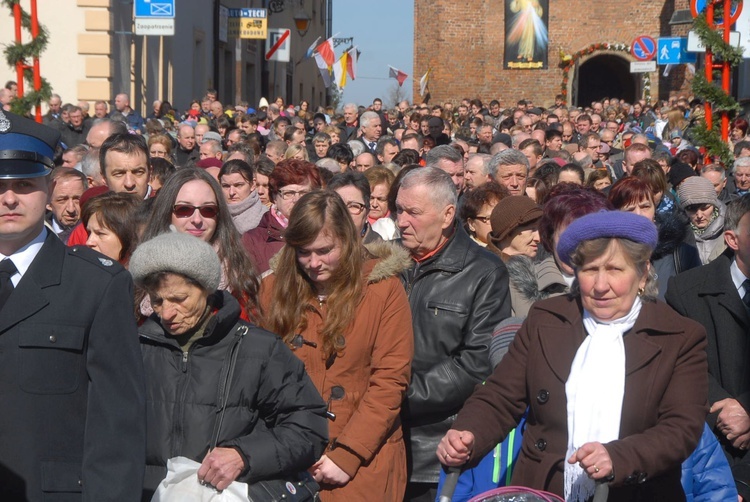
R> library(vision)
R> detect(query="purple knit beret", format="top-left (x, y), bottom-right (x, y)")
top-left (556, 210), bottom-right (658, 268)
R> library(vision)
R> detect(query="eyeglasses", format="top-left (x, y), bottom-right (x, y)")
top-left (172, 204), bottom-right (219, 218)
top-left (473, 215), bottom-right (492, 223)
top-left (346, 202), bottom-right (367, 215)
top-left (278, 189), bottom-right (311, 200)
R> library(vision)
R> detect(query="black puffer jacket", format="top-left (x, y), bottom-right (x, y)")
top-left (400, 224), bottom-right (511, 483)
top-left (139, 291), bottom-right (328, 498)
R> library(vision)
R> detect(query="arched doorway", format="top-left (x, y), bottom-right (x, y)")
top-left (574, 55), bottom-right (637, 107)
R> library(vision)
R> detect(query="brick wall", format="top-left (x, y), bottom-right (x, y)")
top-left (414, 0), bottom-right (694, 107)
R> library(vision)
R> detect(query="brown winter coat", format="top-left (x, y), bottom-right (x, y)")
top-left (452, 294), bottom-right (708, 501)
top-left (260, 242), bottom-right (414, 501)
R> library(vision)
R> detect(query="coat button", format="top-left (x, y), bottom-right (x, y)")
top-left (78, 479), bottom-right (82, 486)
top-left (535, 439), bottom-right (547, 451)
top-left (49, 335), bottom-right (56, 343)
top-left (536, 389), bottom-right (549, 404)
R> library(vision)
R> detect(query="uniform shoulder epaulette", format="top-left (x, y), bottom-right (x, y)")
top-left (66, 246), bottom-right (124, 275)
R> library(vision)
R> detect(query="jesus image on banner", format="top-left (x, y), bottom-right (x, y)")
top-left (505, 0), bottom-right (549, 69)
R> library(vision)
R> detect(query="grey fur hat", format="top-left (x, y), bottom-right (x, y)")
top-left (129, 230), bottom-right (221, 292)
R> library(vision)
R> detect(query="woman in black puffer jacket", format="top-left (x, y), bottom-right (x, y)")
top-left (130, 231), bottom-right (328, 500)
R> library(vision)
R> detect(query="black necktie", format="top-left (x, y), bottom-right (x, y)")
top-left (0, 259), bottom-right (17, 310)
top-left (369, 142), bottom-right (376, 150)
top-left (743, 279), bottom-right (750, 310)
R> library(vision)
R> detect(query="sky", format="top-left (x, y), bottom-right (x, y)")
top-left (331, 0), bottom-right (413, 107)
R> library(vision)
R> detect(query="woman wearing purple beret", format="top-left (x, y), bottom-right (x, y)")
top-left (437, 210), bottom-right (708, 502)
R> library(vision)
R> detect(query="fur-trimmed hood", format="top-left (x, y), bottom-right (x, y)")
top-left (506, 254), bottom-right (566, 305)
top-left (652, 206), bottom-right (693, 261)
top-left (363, 241), bottom-right (413, 284)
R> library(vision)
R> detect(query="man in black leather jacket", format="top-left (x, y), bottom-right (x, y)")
top-left (396, 167), bottom-right (511, 501)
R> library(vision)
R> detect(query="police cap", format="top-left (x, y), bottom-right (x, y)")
top-left (0, 109), bottom-right (60, 179)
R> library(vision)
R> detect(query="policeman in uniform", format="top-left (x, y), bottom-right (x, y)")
top-left (0, 109), bottom-right (145, 501)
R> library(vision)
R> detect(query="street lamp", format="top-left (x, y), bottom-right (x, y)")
top-left (293, 1), bottom-right (311, 37)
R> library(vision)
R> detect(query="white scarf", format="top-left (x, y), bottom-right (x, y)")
top-left (564, 297), bottom-right (642, 502)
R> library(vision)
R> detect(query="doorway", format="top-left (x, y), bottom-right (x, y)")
top-left (575, 54), bottom-right (637, 107)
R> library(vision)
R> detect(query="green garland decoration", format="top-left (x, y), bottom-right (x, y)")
top-left (559, 43), bottom-right (651, 105)
top-left (691, 9), bottom-right (743, 167)
top-left (2, 0), bottom-right (52, 116)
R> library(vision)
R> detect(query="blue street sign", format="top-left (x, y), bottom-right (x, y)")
top-left (134, 0), bottom-right (175, 18)
top-left (631, 36), bottom-right (657, 61)
top-left (657, 37), bottom-right (697, 65)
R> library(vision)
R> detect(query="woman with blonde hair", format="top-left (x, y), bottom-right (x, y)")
top-left (284, 143), bottom-right (309, 161)
top-left (260, 190), bottom-right (413, 501)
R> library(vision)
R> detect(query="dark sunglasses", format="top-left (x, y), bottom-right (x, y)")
top-left (172, 204), bottom-right (219, 218)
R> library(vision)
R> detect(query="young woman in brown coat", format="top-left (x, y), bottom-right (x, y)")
top-left (260, 190), bottom-right (414, 501)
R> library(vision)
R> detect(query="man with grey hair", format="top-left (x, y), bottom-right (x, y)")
top-left (43, 93), bottom-right (63, 127)
top-left (488, 149), bottom-right (529, 196)
top-left (342, 102), bottom-right (359, 142)
top-left (357, 111), bottom-right (382, 153)
top-left (397, 167), bottom-right (510, 501)
top-left (733, 156), bottom-right (750, 197)
top-left (425, 144), bottom-right (465, 192)
top-left (199, 139), bottom-right (223, 162)
top-left (81, 147), bottom-right (106, 187)
top-left (463, 153), bottom-right (492, 191)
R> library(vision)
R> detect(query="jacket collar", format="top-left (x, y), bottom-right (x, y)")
top-left (415, 222), bottom-right (472, 273)
top-left (139, 290), bottom-right (241, 347)
top-left (535, 295), bottom-right (669, 382)
top-left (0, 232), bottom-right (64, 334)
top-left (695, 250), bottom-right (750, 324)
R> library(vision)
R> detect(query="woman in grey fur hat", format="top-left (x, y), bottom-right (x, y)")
top-left (129, 230), bottom-right (328, 500)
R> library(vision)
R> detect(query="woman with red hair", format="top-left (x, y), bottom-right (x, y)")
top-left (242, 159), bottom-right (322, 273)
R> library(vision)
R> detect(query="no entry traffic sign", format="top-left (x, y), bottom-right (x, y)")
top-left (631, 36), bottom-right (657, 61)
top-left (265, 28), bottom-right (291, 62)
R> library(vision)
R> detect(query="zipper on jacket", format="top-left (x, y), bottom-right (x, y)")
top-left (173, 345), bottom-right (195, 456)
top-left (405, 261), bottom-right (421, 296)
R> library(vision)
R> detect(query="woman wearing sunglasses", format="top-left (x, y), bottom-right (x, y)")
top-left (141, 168), bottom-right (260, 320)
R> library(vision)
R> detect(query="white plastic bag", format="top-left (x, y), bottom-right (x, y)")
top-left (151, 456), bottom-right (249, 502)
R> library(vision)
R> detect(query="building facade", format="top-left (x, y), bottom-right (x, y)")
top-left (0, 0), bottom-right (329, 115)
top-left (413, 0), bottom-right (699, 108)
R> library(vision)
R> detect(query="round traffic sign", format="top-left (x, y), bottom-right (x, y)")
top-left (690, 0), bottom-right (743, 24)
top-left (630, 36), bottom-right (657, 61)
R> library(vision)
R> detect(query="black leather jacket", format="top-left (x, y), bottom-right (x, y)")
top-left (400, 224), bottom-right (511, 483)
top-left (138, 291), bottom-right (328, 499)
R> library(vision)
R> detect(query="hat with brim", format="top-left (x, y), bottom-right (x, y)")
top-left (488, 195), bottom-right (543, 245)
top-left (0, 109), bottom-right (59, 178)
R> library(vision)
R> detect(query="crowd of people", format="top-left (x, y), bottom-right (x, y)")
top-left (2, 80), bottom-right (750, 502)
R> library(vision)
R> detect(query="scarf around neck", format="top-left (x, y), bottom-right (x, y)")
top-left (227, 191), bottom-right (268, 234)
top-left (564, 296), bottom-right (643, 502)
